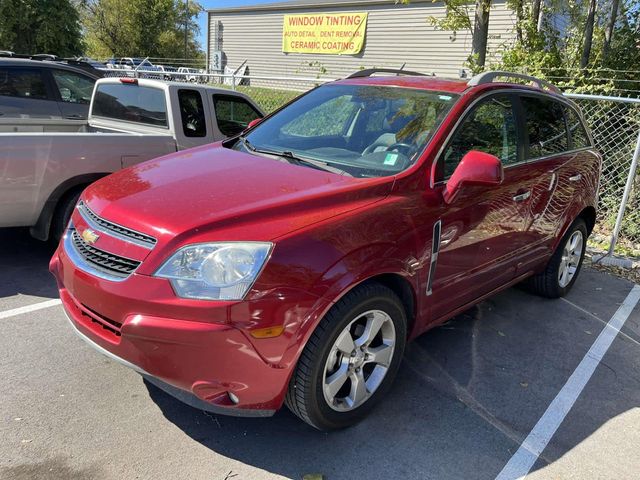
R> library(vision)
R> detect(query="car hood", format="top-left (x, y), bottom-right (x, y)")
top-left (82, 144), bottom-right (393, 246)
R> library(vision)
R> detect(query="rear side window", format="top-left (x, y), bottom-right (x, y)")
top-left (51, 70), bottom-right (95, 104)
top-left (213, 94), bottom-right (262, 137)
top-left (441, 94), bottom-right (518, 180)
top-left (564, 106), bottom-right (591, 149)
top-left (521, 96), bottom-right (568, 158)
top-left (178, 89), bottom-right (206, 137)
top-left (0, 68), bottom-right (48, 100)
top-left (92, 83), bottom-right (167, 127)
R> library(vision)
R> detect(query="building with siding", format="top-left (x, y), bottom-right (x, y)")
top-left (207, 0), bottom-right (518, 80)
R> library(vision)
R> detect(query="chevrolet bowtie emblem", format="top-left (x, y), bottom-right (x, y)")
top-left (81, 228), bottom-right (100, 244)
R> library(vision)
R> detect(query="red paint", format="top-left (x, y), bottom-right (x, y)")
top-left (50, 76), bottom-right (601, 415)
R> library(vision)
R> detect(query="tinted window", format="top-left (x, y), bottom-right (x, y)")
top-left (0, 68), bottom-right (48, 100)
top-left (564, 106), bottom-right (591, 149)
top-left (51, 70), bottom-right (95, 104)
top-left (213, 94), bottom-right (262, 137)
top-left (441, 94), bottom-right (518, 180)
top-left (92, 83), bottom-right (167, 127)
top-left (522, 96), bottom-right (568, 158)
top-left (178, 89), bottom-right (206, 137)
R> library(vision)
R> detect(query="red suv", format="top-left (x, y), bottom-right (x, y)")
top-left (50, 70), bottom-right (600, 430)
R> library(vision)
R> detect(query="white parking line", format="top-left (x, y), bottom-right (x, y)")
top-left (0, 299), bottom-right (62, 319)
top-left (495, 284), bottom-right (640, 480)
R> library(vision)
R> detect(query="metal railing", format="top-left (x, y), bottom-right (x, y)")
top-left (104, 68), bottom-right (640, 258)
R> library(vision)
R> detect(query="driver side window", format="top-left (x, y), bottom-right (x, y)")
top-left (440, 94), bottom-right (517, 180)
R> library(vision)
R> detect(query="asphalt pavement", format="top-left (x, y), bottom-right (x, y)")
top-left (1, 227), bottom-right (639, 480)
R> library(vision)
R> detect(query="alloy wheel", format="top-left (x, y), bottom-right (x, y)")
top-left (558, 230), bottom-right (583, 288)
top-left (322, 309), bottom-right (396, 412)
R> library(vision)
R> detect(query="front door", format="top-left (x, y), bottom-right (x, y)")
top-left (426, 92), bottom-right (537, 323)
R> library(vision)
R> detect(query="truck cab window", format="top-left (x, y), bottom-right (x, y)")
top-left (178, 89), bottom-right (206, 137)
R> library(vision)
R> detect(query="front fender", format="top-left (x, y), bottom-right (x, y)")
top-left (276, 243), bottom-right (419, 368)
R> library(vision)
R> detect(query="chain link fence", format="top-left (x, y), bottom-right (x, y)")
top-left (106, 68), bottom-right (640, 257)
top-left (566, 94), bottom-right (640, 256)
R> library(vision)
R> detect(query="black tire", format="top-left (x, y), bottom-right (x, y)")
top-left (50, 189), bottom-right (83, 243)
top-left (285, 282), bottom-right (407, 431)
top-left (527, 218), bottom-right (588, 298)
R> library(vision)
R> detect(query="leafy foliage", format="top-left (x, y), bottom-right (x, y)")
top-left (83, 0), bottom-right (204, 59)
top-left (494, 0), bottom-right (640, 95)
top-left (0, 0), bottom-right (83, 56)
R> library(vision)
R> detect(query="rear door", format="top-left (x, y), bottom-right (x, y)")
top-left (0, 66), bottom-right (61, 119)
top-left (428, 92), bottom-right (541, 322)
top-left (517, 95), bottom-right (577, 263)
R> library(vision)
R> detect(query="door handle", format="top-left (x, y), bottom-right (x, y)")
top-left (513, 191), bottom-right (531, 202)
top-left (64, 114), bottom-right (84, 120)
top-left (569, 174), bottom-right (582, 182)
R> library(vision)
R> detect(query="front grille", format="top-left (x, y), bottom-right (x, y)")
top-left (79, 303), bottom-right (122, 337)
top-left (78, 201), bottom-right (156, 248)
top-left (71, 229), bottom-right (141, 278)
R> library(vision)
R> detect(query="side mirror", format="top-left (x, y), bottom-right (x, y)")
top-left (443, 150), bottom-right (503, 204)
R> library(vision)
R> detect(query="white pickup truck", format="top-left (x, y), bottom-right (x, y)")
top-left (0, 77), bottom-right (264, 240)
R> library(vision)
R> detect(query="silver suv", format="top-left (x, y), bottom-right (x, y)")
top-left (0, 58), bottom-right (102, 120)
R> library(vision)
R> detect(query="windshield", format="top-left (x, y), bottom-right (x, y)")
top-left (234, 84), bottom-right (458, 178)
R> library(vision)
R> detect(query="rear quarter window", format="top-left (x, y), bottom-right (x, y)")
top-left (564, 106), bottom-right (592, 149)
top-left (178, 89), bottom-right (206, 137)
top-left (92, 83), bottom-right (167, 127)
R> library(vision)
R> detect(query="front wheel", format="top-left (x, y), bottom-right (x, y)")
top-left (285, 282), bottom-right (407, 430)
top-left (527, 218), bottom-right (587, 298)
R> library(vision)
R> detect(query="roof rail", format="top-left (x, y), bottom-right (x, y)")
top-left (467, 71), bottom-right (560, 93)
top-left (347, 68), bottom-right (431, 79)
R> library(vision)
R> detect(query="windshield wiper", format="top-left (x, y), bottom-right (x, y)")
top-left (238, 138), bottom-right (351, 177)
top-left (269, 150), bottom-right (352, 177)
top-left (238, 135), bottom-right (257, 152)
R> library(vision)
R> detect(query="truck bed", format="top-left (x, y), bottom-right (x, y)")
top-left (0, 128), bottom-right (177, 227)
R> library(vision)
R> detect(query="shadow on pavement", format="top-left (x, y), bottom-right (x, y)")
top-left (0, 228), bottom-right (58, 299)
top-left (145, 270), bottom-right (640, 479)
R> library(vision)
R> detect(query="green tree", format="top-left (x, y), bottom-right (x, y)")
top-left (0, 0), bottom-right (83, 56)
top-left (419, 0), bottom-right (494, 70)
top-left (83, 0), bottom-right (203, 60)
top-left (495, 0), bottom-right (640, 95)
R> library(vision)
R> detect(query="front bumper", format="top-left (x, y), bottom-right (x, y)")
top-left (62, 307), bottom-right (273, 417)
top-left (50, 239), bottom-right (325, 415)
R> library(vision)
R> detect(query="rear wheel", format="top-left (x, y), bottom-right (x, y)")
top-left (527, 218), bottom-right (587, 298)
top-left (285, 282), bottom-right (407, 430)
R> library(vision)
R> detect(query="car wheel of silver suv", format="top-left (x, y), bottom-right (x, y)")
top-left (285, 282), bottom-right (407, 430)
top-left (527, 218), bottom-right (588, 298)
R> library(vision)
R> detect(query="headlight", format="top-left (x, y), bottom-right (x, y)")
top-left (155, 242), bottom-right (272, 300)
